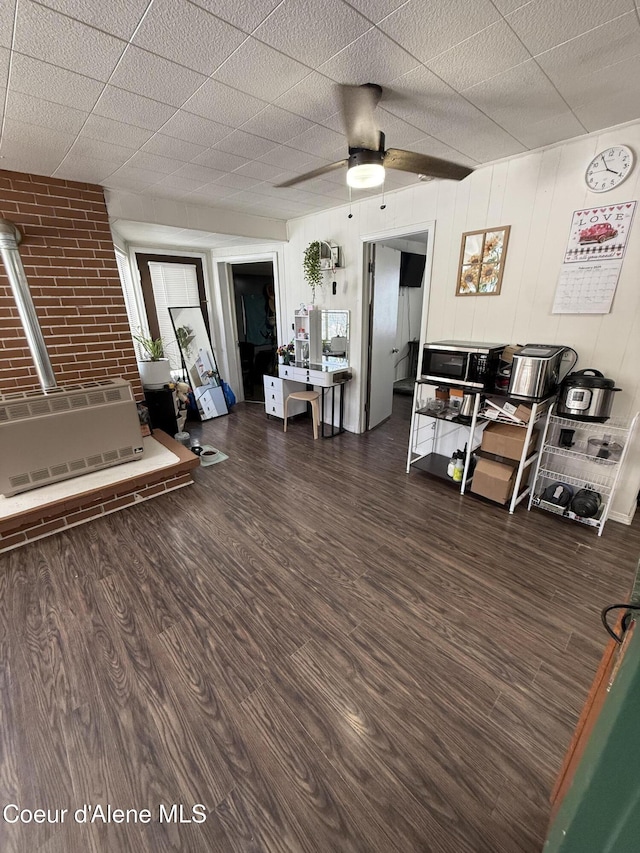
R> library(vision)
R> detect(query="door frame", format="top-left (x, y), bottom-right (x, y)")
top-left (359, 220), bottom-right (436, 432)
top-left (213, 249), bottom-right (284, 403)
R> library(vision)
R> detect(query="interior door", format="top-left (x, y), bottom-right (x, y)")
top-left (367, 244), bottom-right (401, 429)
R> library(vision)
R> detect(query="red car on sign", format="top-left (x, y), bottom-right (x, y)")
top-left (578, 222), bottom-right (618, 244)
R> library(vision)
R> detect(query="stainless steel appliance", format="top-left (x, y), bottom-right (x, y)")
top-left (508, 344), bottom-right (576, 401)
top-left (557, 369), bottom-right (620, 422)
top-left (421, 340), bottom-right (505, 390)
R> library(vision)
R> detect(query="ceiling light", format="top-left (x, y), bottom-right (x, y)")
top-left (347, 149), bottom-right (385, 189)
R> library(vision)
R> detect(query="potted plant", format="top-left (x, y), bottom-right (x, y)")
top-left (133, 332), bottom-right (172, 389)
top-left (276, 342), bottom-right (295, 365)
top-left (303, 241), bottom-right (323, 303)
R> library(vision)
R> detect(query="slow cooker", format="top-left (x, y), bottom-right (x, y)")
top-left (557, 369), bottom-right (620, 422)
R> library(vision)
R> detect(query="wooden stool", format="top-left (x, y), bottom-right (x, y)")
top-left (284, 390), bottom-right (320, 440)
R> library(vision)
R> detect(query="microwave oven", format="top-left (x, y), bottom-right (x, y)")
top-left (421, 340), bottom-right (506, 389)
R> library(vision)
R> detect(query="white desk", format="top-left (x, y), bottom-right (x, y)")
top-left (276, 362), bottom-right (352, 437)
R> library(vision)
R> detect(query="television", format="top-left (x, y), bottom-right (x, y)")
top-left (399, 251), bottom-right (426, 288)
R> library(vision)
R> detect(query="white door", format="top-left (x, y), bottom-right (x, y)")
top-left (368, 245), bottom-right (401, 429)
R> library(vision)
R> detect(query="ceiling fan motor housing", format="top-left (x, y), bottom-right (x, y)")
top-left (347, 148), bottom-right (385, 168)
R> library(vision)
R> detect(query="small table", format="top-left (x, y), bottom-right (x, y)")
top-left (278, 361), bottom-right (352, 438)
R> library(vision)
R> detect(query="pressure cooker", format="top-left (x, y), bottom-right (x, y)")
top-left (557, 369), bottom-right (620, 423)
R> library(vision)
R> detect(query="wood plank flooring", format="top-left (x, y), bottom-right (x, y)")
top-left (1, 396), bottom-right (639, 852)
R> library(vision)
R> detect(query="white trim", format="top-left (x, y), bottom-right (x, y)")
top-left (359, 222), bottom-right (436, 432)
top-left (609, 510), bottom-right (634, 525)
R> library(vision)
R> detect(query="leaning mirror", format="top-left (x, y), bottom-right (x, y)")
top-left (169, 306), bottom-right (228, 420)
top-left (321, 309), bottom-right (349, 366)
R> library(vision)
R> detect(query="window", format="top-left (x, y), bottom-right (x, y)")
top-left (115, 249), bottom-right (143, 355)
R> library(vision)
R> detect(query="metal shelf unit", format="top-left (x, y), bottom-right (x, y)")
top-left (528, 404), bottom-right (638, 536)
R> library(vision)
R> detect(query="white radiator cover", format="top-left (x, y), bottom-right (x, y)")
top-left (0, 379), bottom-right (144, 497)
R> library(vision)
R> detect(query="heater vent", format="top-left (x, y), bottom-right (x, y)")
top-left (9, 473), bottom-right (30, 488)
top-left (119, 446), bottom-right (133, 458)
top-left (50, 463), bottom-right (69, 477)
top-left (70, 395), bottom-right (89, 409)
top-left (87, 454), bottom-right (103, 467)
top-left (69, 459), bottom-right (87, 471)
top-left (30, 468), bottom-right (50, 482)
top-left (8, 403), bottom-right (30, 420)
top-left (30, 399), bottom-right (52, 416)
top-left (88, 391), bottom-right (106, 406)
top-left (0, 408), bottom-right (7, 422)
top-left (105, 388), bottom-right (123, 402)
top-left (103, 450), bottom-right (118, 462)
top-left (50, 397), bottom-right (70, 412)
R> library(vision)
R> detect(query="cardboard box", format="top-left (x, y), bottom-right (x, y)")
top-left (514, 404), bottom-right (532, 423)
top-left (470, 458), bottom-right (517, 504)
top-left (481, 422), bottom-right (538, 461)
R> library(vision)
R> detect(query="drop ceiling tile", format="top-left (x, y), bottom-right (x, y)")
top-left (0, 149), bottom-right (67, 176)
top-left (239, 105), bottom-right (315, 143)
top-left (110, 45), bottom-right (207, 108)
top-left (506, 0), bottom-right (633, 56)
top-left (213, 173), bottom-right (263, 189)
top-left (0, 46), bottom-right (8, 90)
top-left (148, 174), bottom-right (206, 192)
top-left (6, 90), bottom-right (88, 134)
top-left (463, 60), bottom-right (571, 132)
top-left (182, 78), bottom-right (267, 127)
top-left (106, 165), bottom-right (169, 188)
top-left (286, 124), bottom-right (346, 158)
top-left (190, 0), bottom-right (283, 33)
top-left (213, 129), bottom-right (278, 159)
top-left (257, 145), bottom-right (330, 171)
top-left (0, 0), bottom-right (16, 49)
top-left (36, 0), bottom-right (149, 40)
top-left (274, 71), bottom-right (339, 121)
top-left (158, 111), bottom-right (232, 146)
top-left (213, 38), bottom-right (310, 101)
top-left (191, 149), bottom-right (250, 171)
top-left (132, 0), bottom-right (246, 76)
top-left (401, 136), bottom-right (477, 166)
top-left (513, 109), bottom-right (586, 148)
top-left (0, 117), bottom-right (75, 161)
top-left (318, 27), bottom-right (420, 84)
top-left (93, 86), bottom-right (177, 131)
top-left (346, 0), bottom-right (412, 23)
top-left (141, 134), bottom-right (209, 162)
top-left (426, 20), bottom-right (531, 92)
top-left (253, 0), bottom-right (371, 67)
top-left (233, 160), bottom-right (299, 181)
top-left (172, 164), bottom-right (227, 183)
top-left (125, 151), bottom-right (181, 175)
top-left (64, 136), bottom-right (134, 165)
top-left (491, 0), bottom-right (529, 12)
top-left (544, 51), bottom-right (640, 108)
top-left (53, 154), bottom-right (119, 182)
top-left (80, 114), bottom-right (155, 149)
top-left (370, 108), bottom-right (431, 147)
top-left (14, 1), bottom-right (126, 82)
top-left (575, 86), bottom-right (640, 131)
top-left (185, 184), bottom-right (238, 203)
top-left (378, 0), bottom-right (500, 63)
top-left (104, 174), bottom-right (156, 192)
top-left (9, 53), bottom-right (104, 112)
top-left (536, 13), bottom-right (640, 86)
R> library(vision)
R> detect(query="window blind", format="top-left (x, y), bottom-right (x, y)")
top-left (148, 262), bottom-right (200, 370)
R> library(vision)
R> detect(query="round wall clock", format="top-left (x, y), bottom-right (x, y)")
top-left (585, 145), bottom-right (634, 193)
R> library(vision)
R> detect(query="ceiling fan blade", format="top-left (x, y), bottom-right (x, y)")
top-left (338, 83), bottom-right (383, 150)
top-left (275, 160), bottom-right (348, 188)
top-left (384, 148), bottom-right (473, 181)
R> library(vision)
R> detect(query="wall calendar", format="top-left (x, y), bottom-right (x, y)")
top-left (552, 200), bottom-right (636, 314)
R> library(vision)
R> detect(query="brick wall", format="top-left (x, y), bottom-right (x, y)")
top-left (0, 169), bottom-right (141, 397)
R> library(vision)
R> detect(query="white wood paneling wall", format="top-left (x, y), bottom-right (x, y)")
top-left (284, 119), bottom-right (640, 522)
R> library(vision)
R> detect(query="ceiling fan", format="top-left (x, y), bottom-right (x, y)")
top-left (275, 83), bottom-right (473, 190)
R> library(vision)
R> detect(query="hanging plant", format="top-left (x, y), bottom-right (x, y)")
top-left (303, 241), bottom-right (323, 302)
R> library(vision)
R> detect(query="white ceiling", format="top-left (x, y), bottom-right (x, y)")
top-left (2, 0), bottom-right (640, 222)
top-left (111, 218), bottom-right (282, 247)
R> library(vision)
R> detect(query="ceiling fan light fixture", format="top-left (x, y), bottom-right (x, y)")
top-left (346, 148), bottom-right (385, 188)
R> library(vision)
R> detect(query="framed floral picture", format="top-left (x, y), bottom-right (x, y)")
top-left (456, 225), bottom-right (510, 296)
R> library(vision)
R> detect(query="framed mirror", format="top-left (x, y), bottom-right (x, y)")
top-left (321, 309), bottom-right (349, 365)
top-left (456, 225), bottom-right (510, 296)
top-left (169, 306), bottom-right (228, 420)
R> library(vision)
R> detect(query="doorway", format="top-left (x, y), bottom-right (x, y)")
top-left (229, 261), bottom-right (277, 402)
top-left (364, 230), bottom-right (431, 431)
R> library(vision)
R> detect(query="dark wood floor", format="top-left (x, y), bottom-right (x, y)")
top-left (2, 397), bottom-right (640, 852)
